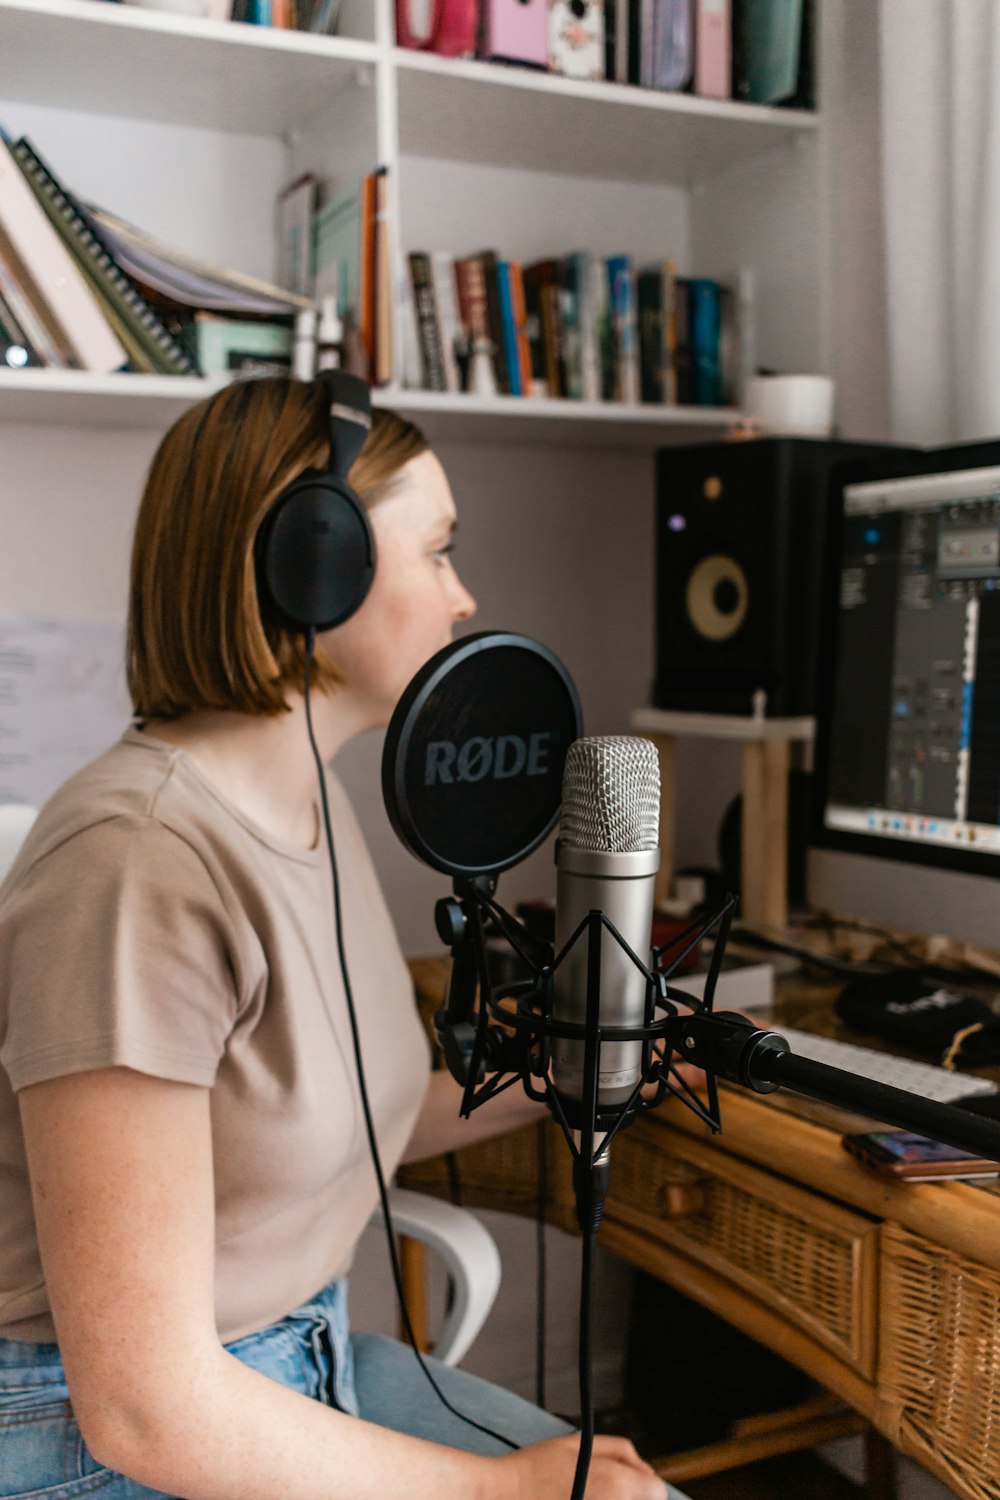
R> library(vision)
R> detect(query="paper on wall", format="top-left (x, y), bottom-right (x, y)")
top-left (0, 617), bottom-right (130, 810)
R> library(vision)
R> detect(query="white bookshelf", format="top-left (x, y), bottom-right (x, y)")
top-left (0, 0), bottom-right (822, 433)
top-left (0, 369), bottom-right (735, 445)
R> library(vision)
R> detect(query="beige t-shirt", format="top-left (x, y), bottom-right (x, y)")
top-left (0, 727), bottom-right (429, 1343)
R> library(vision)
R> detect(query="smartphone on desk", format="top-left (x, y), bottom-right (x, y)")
top-left (842, 1129), bottom-right (1000, 1181)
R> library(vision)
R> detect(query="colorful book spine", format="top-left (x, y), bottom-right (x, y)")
top-left (688, 277), bottom-right (722, 404)
top-left (496, 260), bottom-right (522, 398)
top-left (506, 261), bottom-right (534, 397)
top-left (607, 254), bottom-right (639, 404)
top-left (430, 251), bottom-right (462, 393)
top-left (407, 251), bottom-right (446, 391)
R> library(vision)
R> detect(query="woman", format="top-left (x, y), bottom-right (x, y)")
top-left (0, 375), bottom-right (673, 1499)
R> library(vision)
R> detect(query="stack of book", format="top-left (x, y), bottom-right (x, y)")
top-left (403, 248), bottom-right (748, 408)
top-left (0, 130), bottom-right (310, 379)
top-left (229, 0), bottom-right (343, 31)
top-left (396, 0), bottom-right (814, 110)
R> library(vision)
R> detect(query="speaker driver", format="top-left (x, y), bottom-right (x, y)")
top-left (685, 554), bottom-right (749, 643)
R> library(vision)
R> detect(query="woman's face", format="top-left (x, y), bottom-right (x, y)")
top-left (323, 449), bottom-right (477, 727)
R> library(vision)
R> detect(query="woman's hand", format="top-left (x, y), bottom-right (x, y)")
top-left (493, 1433), bottom-right (665, 1500)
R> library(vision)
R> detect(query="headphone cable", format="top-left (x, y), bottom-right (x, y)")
top-left (302, 631), bottom-right (518, 1451)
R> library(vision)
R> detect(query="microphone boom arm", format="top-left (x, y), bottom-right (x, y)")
top-left (433, 883), bottom-right (1000, 1169)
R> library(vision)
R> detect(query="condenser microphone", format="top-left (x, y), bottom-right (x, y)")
top-left (551, 736), bottom-right (661, 1109)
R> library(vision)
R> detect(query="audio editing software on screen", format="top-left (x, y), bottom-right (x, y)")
top-left (825, 466), bottom-right (1000, 858)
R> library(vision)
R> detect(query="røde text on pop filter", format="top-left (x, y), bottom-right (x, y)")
top-left (381, 631), bottom-right (583, 878)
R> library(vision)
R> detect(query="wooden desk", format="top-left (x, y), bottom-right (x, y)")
top-left (400, 958), bottom-right (1000, 1500)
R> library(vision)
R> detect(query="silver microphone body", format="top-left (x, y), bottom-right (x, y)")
top-left (551, 736), bottom-right (661, 1108)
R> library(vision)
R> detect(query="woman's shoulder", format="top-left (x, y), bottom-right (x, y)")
top-left (5, 729), bottom-right (202, 890)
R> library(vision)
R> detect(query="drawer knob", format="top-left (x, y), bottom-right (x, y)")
top-left (658, 1176), bottom-right (708, 1219)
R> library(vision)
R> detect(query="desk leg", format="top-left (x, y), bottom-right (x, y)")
top-left (650, 734), bottom-right (676, 907)
top-left (740, 739), bottom-right (789, 929)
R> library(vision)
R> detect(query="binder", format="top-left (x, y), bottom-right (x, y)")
top-left (9, 136), bottom-right (197, 376)
top-left (0, 133), bottom-right (126, 373)
top-left (738, 0), bottom-right (803, 104)
top-left (479, 0), bottom-right (549, 68)
top-left (648, 0), bottom-right (693, 91)
top-left (694, 0), bottom-right (730, 99)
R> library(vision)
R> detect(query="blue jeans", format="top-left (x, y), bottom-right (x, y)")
top-left (0, 1280), bottom-right (680, 1497)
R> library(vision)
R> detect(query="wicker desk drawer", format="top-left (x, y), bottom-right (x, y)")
top-left (879, 1223), bottom-right (1000, 1500)
top-left (605, 1119), bottom-right (880, 1378)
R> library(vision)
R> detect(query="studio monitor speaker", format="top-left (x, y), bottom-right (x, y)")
top-left (653, 437), bottom-right (914, 718)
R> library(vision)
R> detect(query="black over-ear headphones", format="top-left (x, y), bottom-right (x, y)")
top-left (254, 371), bottom-right (375, 636)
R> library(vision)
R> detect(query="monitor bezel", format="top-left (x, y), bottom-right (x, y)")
top-left (810, 449), bottom-right (1000, 881)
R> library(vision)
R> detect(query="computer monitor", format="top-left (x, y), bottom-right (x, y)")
top-left (809, 461), bottom-right (1000, 946)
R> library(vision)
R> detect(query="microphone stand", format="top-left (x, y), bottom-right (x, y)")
top-left (432, 879), bottom-right (1000, 1499)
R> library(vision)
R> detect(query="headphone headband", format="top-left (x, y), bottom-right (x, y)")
top-left (319, 371), bottom-right (372, 481)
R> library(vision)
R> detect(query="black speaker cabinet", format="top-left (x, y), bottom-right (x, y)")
top-left (653, 437), bottom-right (914, 718)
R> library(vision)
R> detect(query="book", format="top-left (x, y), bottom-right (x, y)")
top-left (180, 311), bottom-right (293, 375)
top-left (673, 275), bottom-right (693, 404)
top-left (506, 261), bottom-right (535, 397)
top-left (9, 135), bottom-right (198, 376)
top-left (687, 277), bottom-right (722, 404)
top-left (523, 259), bottom-right (566, 398)
top-left (313, 184), bottom-right (362, 329)
top-left (519, 265), bottom-right (549, 398)
top-left (647, 0), bottom-right (694, 90)
top-left (0, 134), bottom-right (126, 373)
top-left (560, 253), bottom-right (584, 400)
top-left (0, 285), bottom-right (40, 367)
top-left (661, 257), bottom-right (679, 404)
top-left (496, 260), bottom-right (521, 398)
top-left (430, 250), bottom-right (462, 394)
top-left (358, 172), bottom-right (376, 375)
top-left (607, 254), bottom-right (639, 403)
top-left (373, 167), bottom-right (393, 386)
top-left (565, 251), bottom-right (600, 403)
top-left (736, 0), bottom-right (803, 104)
top-left (407, 250), bottom-right (447, 392)
top-left (477, 250), bottom-right (510, 394)
top-left (694, 0), bottom-right (730, 99)
top-left (455, 253), bottom-right (497, 392)
top-left (589, 254), bottom-right (615, 401)
top-left (0, 233), bottom-right (71, 366)
top-left (637, 266), bottom-right (664, 403)
top-left (277, 172), bottom-right (316, 297)
top-left (84, 202), bottom-right (310, 317)
top-left (396, 257), bottom-right (424, 390)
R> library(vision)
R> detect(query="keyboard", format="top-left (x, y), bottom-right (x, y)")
top-left (773, 1025), bottom-right (998, 1105)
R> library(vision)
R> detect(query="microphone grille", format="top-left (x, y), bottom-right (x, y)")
top-left (560, 736), bottom-right (660, 853)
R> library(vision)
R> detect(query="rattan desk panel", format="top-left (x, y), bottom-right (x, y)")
top-left (879, 1223), bottom-right (1000, 1500)
top-left (605, 1120), bottom-right (879, 1378)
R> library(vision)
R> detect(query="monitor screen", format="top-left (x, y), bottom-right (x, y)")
top-left (815, 463), bottom-right (1000, 878)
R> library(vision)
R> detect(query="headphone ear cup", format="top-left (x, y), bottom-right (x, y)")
top-left (255, 473), bottom-right (376, 635)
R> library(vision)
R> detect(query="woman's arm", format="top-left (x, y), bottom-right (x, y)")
top-left (19, 1067), bottom-right (662, 1500)
top-left (402, 1052), bottom-right (706, 1164)
top-left (402, 1068), bottom-right (546, 1164)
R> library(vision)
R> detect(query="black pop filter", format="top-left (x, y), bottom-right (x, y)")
top-left (382, 631), bottom-right (583, 878)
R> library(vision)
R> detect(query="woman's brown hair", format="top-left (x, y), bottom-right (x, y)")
top-left (127, 377), bottom-right (428, 719)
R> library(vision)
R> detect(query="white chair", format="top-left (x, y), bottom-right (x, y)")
top-left (0, 802), bottom-right (501, 1365)
top-left (0, 803), bottom-right (38, 882)
top-left (370, 1186), bottom-right (502, 1367)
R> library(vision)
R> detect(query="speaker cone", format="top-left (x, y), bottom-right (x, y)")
top-left (685, 554), bottom-right (749, 642)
